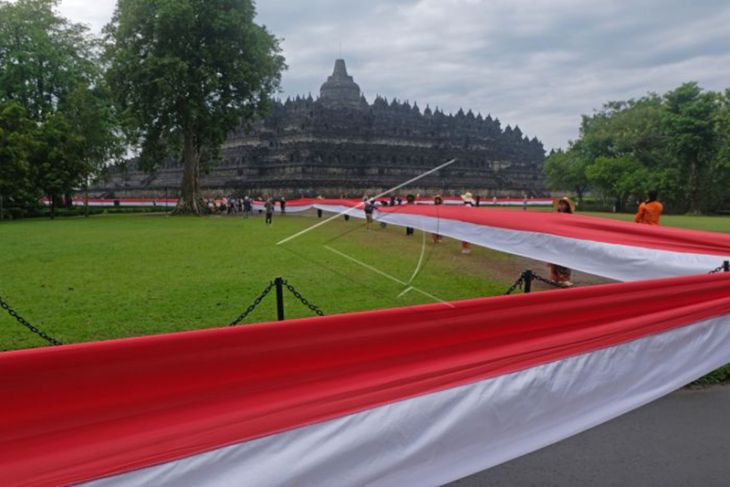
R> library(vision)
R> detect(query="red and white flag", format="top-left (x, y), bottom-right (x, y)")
top-left (312, 201), bottom-right (730, 281)
top-left (2, 273), bottom-right (730, 486)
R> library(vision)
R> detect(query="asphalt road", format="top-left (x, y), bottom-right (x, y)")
top-left (447, 385), bottom-right (730, 487)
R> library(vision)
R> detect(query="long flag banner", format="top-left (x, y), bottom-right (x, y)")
top-left (2, 273), bottom-right (730, 486)
top-left (41, 197), bottom-right (554, 209)
top-left (38, 196), bottom-right (730, 281)
top-left (310, 200), bottom-right (730, 282)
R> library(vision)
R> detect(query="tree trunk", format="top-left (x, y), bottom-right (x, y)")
top-left (575, 186), bottom-right (584, 203)
top-left (176, 130), bottom-right (203, 215)
top-left (84, 178), bottom-right (89, 218)
top-left (49, 194), bottom-right (58, 220)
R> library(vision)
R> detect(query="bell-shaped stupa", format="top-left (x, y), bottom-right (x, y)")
top-left (319, 59), bottom-right (362, 108)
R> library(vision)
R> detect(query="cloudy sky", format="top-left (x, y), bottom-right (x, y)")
top-left (57, 0), bottom-right (730, 149)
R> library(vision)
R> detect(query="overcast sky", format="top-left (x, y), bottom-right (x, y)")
top-left (57, 0), bottom-right (730, 149)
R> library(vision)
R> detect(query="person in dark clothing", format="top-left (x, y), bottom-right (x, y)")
top-left (432, 195), bottom-right (443, 243)
top-left (242, 197), bottom-right (252, 218)
top-left (280, 197), bottom-right (287, 215)
top-left (364, 199), bottom-right (376, 231)
top-left (405, 194), bottom-right (416, 236)
top-left (264, 198), bottom-right (274, 225)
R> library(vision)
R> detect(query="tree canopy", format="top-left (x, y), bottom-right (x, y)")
top-left (104, 0), bottom-right (285, 214)
top-left (0, 0), bottom-right (121, 217)
top-left (544, 82), bottom-right (729, 214)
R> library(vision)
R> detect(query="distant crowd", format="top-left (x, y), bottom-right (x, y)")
top-left (202, 195), bottom-right (286, 219)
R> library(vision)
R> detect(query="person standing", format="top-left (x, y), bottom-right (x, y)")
top-left (405, 194), bottom-right (416, 236)
top-left (364, 198), bottom-right (376, 231)
top-left (634, 190), bottom-right (663, 225)
top-left (243, 196), bottom-right (252, 218)
top-left (280, 196), bottom-right (287, 215)
top-left (461, 193), bottom-right (475, 254)
top-left (264, 197), bottom-right (274, 225)
top-left (548, 197), bottom-right (575, 287)
top-left (432, 195), bottom-right (443, 243)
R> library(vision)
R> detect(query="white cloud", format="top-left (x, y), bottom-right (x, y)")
top-left (53, 0), bottom-right (730, 149)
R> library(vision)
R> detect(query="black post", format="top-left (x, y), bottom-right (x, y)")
top-left (523, 270), bottom-right (533, 293)
top-left (317, 208), bottom-right (323, 218)
top-left (724, 261), bottom-right (730, 273)
top-left (275, 277), bottom-right (285, 321)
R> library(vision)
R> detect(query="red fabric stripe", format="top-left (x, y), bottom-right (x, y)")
top-left (363, 203), bottom-right (730, 256)
top-left (310, 199), bottom-right (730, 256)
top-left (1, 274), bottom-right (729, 486)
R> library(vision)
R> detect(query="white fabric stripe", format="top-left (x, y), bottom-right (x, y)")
top-left (88, 314), bottom-right (730, 487)
top-left (313, 206), bottom-right (727, 282)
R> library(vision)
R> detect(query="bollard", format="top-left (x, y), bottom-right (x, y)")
top-left (275, 277), bottom-right (285, 321)
top-left (523, 270), bottom-right (533, 293)
top-left (317, 209), bottom-right (323, 218)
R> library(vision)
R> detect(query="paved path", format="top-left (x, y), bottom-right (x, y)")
top-left (448, 385), bottom-right (730, 486)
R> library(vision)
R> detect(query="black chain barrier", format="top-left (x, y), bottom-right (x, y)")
top-left (228, 281), bottom-right (275, 326)
top-left (0, 295), bottom-right (63, 346)
top-left (503, 274), bottom-right (525, 295)
top-left (229, 278), bottom-right (325, 326)
top-left (531, 272), bottom-right (570, 289)
top-left (709, 261), bottom-right (730, 274)
top-left (503, 270), bottom-right (570, 295)
top-left (283, 280), bottom-right (326, 317)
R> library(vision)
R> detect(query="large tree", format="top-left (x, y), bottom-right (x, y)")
top-left (0, 101), bottom-right (36, 217)
top-left (543, 146), bottom-right (589, 202)
top-left (104, 0), bottom-right (285, 214)
top-left (544, 83), bottom-right (727, 214)
top-left (0, 0), bottom-right (121, 216)
top-left (661, 83), bottom-right (719, 214)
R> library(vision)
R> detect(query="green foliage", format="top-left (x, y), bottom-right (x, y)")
top-left (692, 364), bottom-right (730, 386)
top-left (0, 101), bottom-right (38, 212)
top-left (544, 148), bottom-right (589, 200)
top-left (32, 112), bottom-right (87, 199)
top-left (104, 0), bottom-right (286, 214)
top-left (545, 83), bottom-right (728, 214)
top-left (585, 155), bottom-right (648, 205)
top-left (0, 0), bottom-right (122, 216)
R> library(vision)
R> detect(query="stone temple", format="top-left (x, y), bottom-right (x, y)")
top-left (98, 59), bottom-right (546, 198)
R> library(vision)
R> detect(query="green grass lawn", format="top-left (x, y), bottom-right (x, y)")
top-left (2, 210), bottom-right (730, 354)
top-left (1, 213), bottom-right (511, 351)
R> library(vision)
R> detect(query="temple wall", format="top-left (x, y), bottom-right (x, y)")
top-left (95, 61), bottom-right (546, 200)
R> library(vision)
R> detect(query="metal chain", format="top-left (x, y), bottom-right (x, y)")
top-left (503, 275), bottom-right (525, 295)
top-left (709, 262), bottom-right (729, 274)
top-left (282, 280), bottom-right (326, 316)
top-left (504, 270), bottom-right (570, 295)
top-left (531, 272), bottom-right (569, 288)
top-left (229, 281), bottom-right (275, 326)
top-left (0, 296), bottom-right (63, 346)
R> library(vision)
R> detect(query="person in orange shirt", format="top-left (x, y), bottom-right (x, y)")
top-left (635, 190), bottom-right (663, 225)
